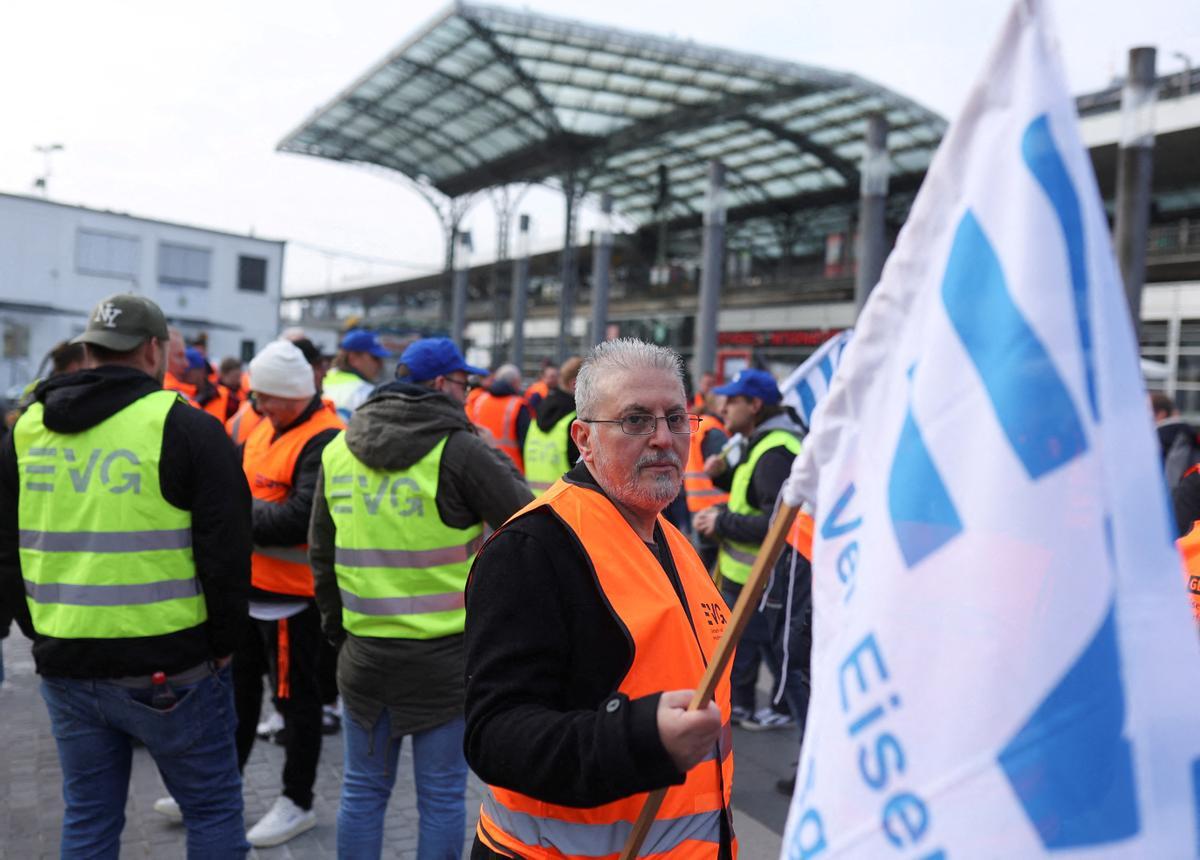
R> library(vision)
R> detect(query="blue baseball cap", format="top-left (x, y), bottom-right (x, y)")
top-left (340, 328), bottom-right (392, 358)
top-left (399, 337), bottom-right (487, 383)
top-left (183, 347), bottom-right (208, 371)
top-left (712, 369), bottom-right (782, 405)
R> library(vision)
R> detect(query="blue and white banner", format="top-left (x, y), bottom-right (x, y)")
top-left (781, 329), bottom-right (854, 431)
top-left (781, 0), bottom-right (1200, 856)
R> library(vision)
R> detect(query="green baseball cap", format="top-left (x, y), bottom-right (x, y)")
top-left (73, 293), bottom-right (169, 351)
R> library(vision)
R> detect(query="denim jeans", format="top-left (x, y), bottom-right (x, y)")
top-left (338, 710), bottom-right (468, 860)
top-left (40, 665), bottom-right (248, 859)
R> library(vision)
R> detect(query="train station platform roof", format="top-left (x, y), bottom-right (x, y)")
top-left (277, 2), bottom-right (947, 228)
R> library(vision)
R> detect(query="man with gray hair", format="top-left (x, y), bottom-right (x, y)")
top-left (464, 338), bottom-right (735, 859)
top-left (468, 362), bottom-right (532, 474)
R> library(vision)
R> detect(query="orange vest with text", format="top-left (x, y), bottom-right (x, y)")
top-left (1177, 523), bottom-right (1200, 622)
top-left (242, 403), bottom-right (344, 597)
top-left (475, 479), bottom-right (736, 860)
top-left (472, 391), bottom-right (529, 473)
top-left (685, 415), bottom-right (731, 513)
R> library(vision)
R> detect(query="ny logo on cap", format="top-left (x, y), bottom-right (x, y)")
top-left (95, 303), bottom-right (123, 329)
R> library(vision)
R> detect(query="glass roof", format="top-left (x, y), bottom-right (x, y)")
top-left (278, 1), bottom-right (946, 227)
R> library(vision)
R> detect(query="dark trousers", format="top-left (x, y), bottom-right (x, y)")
top-left (721, 581), bottom-right (783, 714)
top-left (767, 551), bottom-right (813, 739)
top-left (233, 605), bottom-right (323, 810)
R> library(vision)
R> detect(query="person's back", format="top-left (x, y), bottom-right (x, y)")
top-left (524, 357), bottom-right (581, 496)
top-left (0, 293), bottom-right (252, 857)
top-left (470, 365), bottom-right (530, 474)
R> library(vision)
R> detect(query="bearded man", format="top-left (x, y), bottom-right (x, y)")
top-left (463, 338), bottom-right (736, 860)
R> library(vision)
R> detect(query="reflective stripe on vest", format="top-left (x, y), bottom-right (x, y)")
top-left (322, 433), bottom-right (483, 639)
top-left (718, 429), bottom-right (802, 585)
top-left (476, 480), bottom-right (734, 860)
top-left (244, 403), bottom-right (344, 597)
top-left (14, 390), bottom-right (205, 639)
top-left (472, 392), bottom-right (527, 473)
top-left (523, 411), bottom-right (575, 498)
top-left (684, 415), bottom-right (730, 513)
top-left (226, 402), bottom-right (264, 445)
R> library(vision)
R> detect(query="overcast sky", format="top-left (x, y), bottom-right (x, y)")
top-left (2, 0), bottom-right (1197, 297)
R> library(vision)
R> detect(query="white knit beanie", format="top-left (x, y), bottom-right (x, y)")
top-left (249, 340), bottom-right (315, 399)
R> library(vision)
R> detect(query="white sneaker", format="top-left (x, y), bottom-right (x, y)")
top-left (153, 796), bottom-right (183, 823)
top-left (256, 709), bottom-right (285, 739)
top-left (246, 796), bottom-right (317, 847)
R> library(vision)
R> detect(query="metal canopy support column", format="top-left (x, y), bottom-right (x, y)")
top-left (451, 230), bottom-right (472, 350)
top-left (510, 215), bottom-right (532, 369)
top-left (589, 194), bottom-right (614, 347)
top-left (556, 172), bottom-right (579, 363)
top-left (855, 113), bottom-right (890, 313)
top-left (693, 161), bottom-right (726, 379)
top-left (1114, 46), bottom-right (1157, 335)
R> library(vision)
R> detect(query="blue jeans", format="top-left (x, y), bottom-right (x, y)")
top-left (338, 710), bottom-right (468, 860)
top-left (40, 665), bottom-right (248, 859)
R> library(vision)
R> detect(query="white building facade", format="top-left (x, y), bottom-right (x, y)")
top-left (0, 192), bottom-right (284, 397)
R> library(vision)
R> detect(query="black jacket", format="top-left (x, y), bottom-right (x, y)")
top-left (245, 395), bottom-right (340, 602)
top-left (532, 387), bottom-right (579, 466)
top-left (0, 366), bottom-right (251, 678)
top-left (463, 462), bottom-right (686, 808)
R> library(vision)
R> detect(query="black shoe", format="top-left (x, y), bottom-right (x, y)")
top-left (776, 773), bottom-right (797, 796)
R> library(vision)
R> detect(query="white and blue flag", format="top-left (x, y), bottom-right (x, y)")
top-left (781, 329), bottom-right (854, 431)
top-left (781, 0), bottom-right (1200, 856)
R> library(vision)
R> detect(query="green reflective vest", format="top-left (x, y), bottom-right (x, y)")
top-left (14, 390), bottom-right (205, 639)
top-left (322, 433), bottom-right (483, 639)
top-left (718, 429), bottom-right (802, 585)
top-left (322, 368), bottom-right (370, 420)
top-left (523, 411), bottom-right (575, 496)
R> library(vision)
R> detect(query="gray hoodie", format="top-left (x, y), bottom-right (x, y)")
top-left (309, 383), bottom-right (533, 737)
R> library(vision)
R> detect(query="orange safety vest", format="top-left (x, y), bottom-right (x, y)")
top-left (465, 385), bottom-right (487, 416)
top-left (472, 391), bottom-right (529, 473)
top-left (475, 479), bottom-right (736, 860)
top-left (1177, 523), bottom-right (1200, 622)
top-left (163, 372), bottom-right (196, 401)
top-left (525, 380), bottom-right (550, 404)
top-left (786, 511), bottom-right (816, 561)
top-left (226, 400), bottom-right (265, 445)
top-left (243, 403), bottom-right (344, 597)
top-left (195, 384), bottom-right (230, 424)
top-left (685, 415), bottom-right (731, 513)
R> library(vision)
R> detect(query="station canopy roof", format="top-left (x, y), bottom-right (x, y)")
top-left (278, 2), bottom-right (947, 229)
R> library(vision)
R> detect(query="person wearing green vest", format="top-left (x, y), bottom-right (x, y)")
top-left (523, 355), bottom-right (582, 496)
top-left (323, 329), bottom-right (392, 422)
top-left (309, 336), bottom-right (532, 859)
top-left (692, 368), bottom-right (803, 732)
top-left (0, 293), bottom-right (253, 857)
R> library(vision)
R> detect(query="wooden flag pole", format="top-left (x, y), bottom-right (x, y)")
top-left (618, 503), bottom-right (800, 860)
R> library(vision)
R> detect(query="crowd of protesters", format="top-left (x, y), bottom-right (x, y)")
top-left (0, 292), bottom-right (822, 858)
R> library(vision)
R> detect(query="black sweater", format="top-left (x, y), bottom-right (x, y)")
top-left (463, 463), bottom-right (687, 808)
top-left (0, 366), bottom-right (251, 678)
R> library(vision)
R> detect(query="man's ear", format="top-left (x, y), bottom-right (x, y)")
top-left (571, 418), bottom-right (594, 463)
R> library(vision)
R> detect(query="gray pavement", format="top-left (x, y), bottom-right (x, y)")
top-left (0, 633), bottom-right (796, 859)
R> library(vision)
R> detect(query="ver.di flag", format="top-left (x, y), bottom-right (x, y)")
top-left (780, 0), bottom-right (1200, 856)
top-left (781, 329), bottom-right (854, 432)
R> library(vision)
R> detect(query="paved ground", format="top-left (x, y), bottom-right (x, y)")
top-left (0, 633), bottom-right (798, 858)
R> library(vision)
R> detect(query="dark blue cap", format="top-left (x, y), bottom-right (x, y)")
top-left (712, 369), bottom-right (781, 404)
top-left (184, 347), bottom-right (208, 371)
top-left (340, 328), bottom-right (391, 358)
top-left (399, 337), bottom-right (488, 383)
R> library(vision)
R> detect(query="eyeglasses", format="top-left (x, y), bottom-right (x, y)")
top-left (580, 413), bottom-right (701, 436)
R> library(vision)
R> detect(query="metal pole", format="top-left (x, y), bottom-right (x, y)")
top-left (556, 174), bottom-right (578, 363)
top-left (451, 230), bottom-right (471, 350)
top-left (1114, 47), bottom-right (1157, 335)
top-left (855, 113), bottom-right (890, 313)
top-left (510, 215), bottom-right (531, 369)
top-left (589, 194), bottom-right (614, 347)
top-left (693, 161), bottom-right (726, 379)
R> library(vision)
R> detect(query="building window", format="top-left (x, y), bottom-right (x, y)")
top-left (238, 255), bottom-right (268, 293)
top-left (158, 243), bottom-right (211, 289)
top-left (76, 229), bottom-right (139, 280)
top-left (240, 339), bottom-right (256, 363)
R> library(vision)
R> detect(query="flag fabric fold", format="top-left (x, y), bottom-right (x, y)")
top-left (780, 329), bottom-right (854, 432)
top-left (780, 0), bottom-right (1200, 856)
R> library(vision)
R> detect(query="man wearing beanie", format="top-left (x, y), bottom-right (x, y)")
top-left (309, 337), bottom-right (531, 857)
top-left (235, 339), bottom-right (344, 847)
